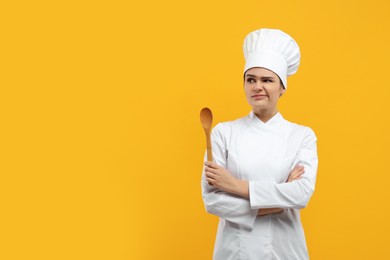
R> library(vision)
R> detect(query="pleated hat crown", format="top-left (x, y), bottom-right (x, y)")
top-left (243, 28), bottom-right (300, 89)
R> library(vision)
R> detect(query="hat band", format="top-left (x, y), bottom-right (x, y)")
top-left (244, 51), bottom-right (288, 89)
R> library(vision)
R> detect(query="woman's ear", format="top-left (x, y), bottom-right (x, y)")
top-left (280, 88), bottom-right (286, 97)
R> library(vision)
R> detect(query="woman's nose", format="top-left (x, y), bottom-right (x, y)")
top-left (253, 82), bottom-right (264, 92)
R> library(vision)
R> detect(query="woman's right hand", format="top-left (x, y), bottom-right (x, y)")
top-left (287, 164), bottom-right (305, 183)
top-left (258, 164), bottom-right (305, 216)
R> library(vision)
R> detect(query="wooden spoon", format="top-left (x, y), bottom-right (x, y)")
top-left (200, 107), bottom-right (213, 162)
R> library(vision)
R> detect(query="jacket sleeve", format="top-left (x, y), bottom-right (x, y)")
top-left (249, 127), bottom-right (319, 209)
top-left (201, 123), bottom-right (258, 230)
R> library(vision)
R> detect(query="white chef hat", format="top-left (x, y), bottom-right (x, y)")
top-left (243, 28), bottom-right (300, 89)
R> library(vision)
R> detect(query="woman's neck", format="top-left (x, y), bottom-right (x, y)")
top-left (253, 108), bottom-right (278, 123)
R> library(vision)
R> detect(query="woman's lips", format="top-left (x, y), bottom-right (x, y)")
top-left (252, 95), bottom-right (267, 100)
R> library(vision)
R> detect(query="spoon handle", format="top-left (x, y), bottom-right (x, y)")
top-left (206, 132), bottom-right (213, 162)
top-left (205, 131), bottom-right (213, 186)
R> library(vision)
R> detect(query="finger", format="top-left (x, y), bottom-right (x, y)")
top-left (206, 177), bottom-right (216, 185)
top-left (205, 171), bottom-right (217, 179)
top-left (290, 170), bottom-right (300, 178)
top-left (292, 167), bottom-right (304, 176)
top-left (293, 169), bottom-right (304, 176)
top-left (291, 165), bottom-right (302, 173)
top-left (292, 172), bottom-right (304, 181)
top-left (204, 161), bottom-right (219, 169)
top-left (205, 166), bottom-right (220, 174)
top-left (293, 164), bottom-right (304, 171)
top-left (290, 174), bottom-right (298, 180)
top-left (289, 171), bottom-right (303, 180)
top-left (291, 174), bottom-right (302, 181)
top-left (291, 169), bottom-right (300, 175)
top-left (206, 175), bottom-right (214, 181)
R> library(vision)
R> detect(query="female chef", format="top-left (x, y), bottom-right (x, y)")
top-left (201, 28), bottom-right (318, 260)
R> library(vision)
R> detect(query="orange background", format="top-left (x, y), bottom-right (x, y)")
top-left (1, 0), bottom-right (389, 259)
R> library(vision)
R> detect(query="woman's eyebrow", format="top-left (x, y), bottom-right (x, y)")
top-left (245, 74), bottom-right (257, 78)
top-left (245, 74), bottom-right (276, 79)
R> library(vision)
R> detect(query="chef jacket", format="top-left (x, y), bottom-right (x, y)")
top-left (201, 111), bottom-right (318, 260)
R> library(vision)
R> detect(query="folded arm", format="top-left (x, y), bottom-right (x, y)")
top-left (201, 124), bottom-right (315, 229)
top-left (201, 123), bottom-right (258, 229)
top-left (248, 128), bottom-right (318, 209)
top-left (205, 162), bottom-right (305, 214)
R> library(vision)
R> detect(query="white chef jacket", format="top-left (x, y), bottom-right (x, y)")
top-left (201, 111), bottom-right (318, 260)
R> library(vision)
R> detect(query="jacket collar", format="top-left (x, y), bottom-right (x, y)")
top-left (248, 111), bottom-right (284, 126)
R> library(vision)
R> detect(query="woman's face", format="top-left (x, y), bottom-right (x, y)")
top-left (243, 67), bottom-right (285, 113)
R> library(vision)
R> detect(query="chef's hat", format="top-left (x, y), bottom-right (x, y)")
top-left (243, 28), bottom-right (300, 89)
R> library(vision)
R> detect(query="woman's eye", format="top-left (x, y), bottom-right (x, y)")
top-left (247, 78), bottom-right (256, 83)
